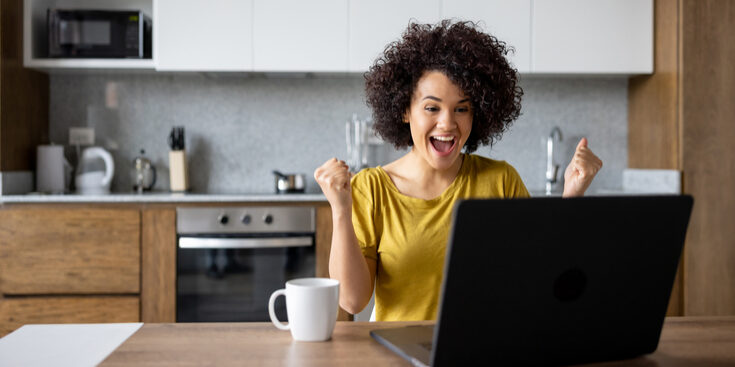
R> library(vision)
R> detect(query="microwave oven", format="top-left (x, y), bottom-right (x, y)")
top-left (47, 9), bottom-right (152, 58)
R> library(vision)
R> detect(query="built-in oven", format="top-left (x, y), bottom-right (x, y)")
top-left (176, 206), bottom-right (315, 322)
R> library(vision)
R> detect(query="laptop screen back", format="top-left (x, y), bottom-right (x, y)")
top-left (432, 195), bottom-right (693, 366)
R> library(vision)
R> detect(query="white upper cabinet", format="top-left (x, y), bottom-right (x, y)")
top-left (441, 0), bottom-right (531, 74)
top-left (155, 0), bottom-right (253, 71)
top-left (532, 0), bottom-right (653, 74)
top-left (254, 0), bottom-right (348, 72)
top-left (348, 0), bottom-right (439, 72)
top-left (23, 0), bottom-right (652, 74)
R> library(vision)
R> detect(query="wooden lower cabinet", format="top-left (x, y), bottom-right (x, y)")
top-left (0, 207), bottom-right (141, 337)
top-left (0, 208), bottom-right (140, 294)
top-left (0, 296), bottom-right (139, 337)
top-left (0, 202), bottom-right (342, 336)
top-left (629, 0), bottom-right (735, 315)
top-left (141, 208), bottom-right (176, 323)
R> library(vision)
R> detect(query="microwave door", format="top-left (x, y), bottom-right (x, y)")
top-left (48, 10), bottom-right (148, 58)
top-left (58, 19), bottom-right (81, 46)
top-left (59, 20), bottom-right (111, 47)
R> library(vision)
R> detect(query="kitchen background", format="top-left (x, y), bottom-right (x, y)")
top-left (49, 73), bottom-right (626, 194)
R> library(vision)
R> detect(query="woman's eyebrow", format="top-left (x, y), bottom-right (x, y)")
top-left (421, 96), bottom-right (471, 103)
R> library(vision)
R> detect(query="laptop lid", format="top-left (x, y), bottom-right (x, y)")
top-left (428, 195), bottom-right (693, 366)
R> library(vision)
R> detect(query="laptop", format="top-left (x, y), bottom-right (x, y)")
top-left (370, 195), bottom-right (693, 366)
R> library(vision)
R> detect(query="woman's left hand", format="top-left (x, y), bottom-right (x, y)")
top-left (562, 138), bottom-right (603, 197)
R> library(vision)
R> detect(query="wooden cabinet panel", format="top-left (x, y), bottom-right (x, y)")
top-left (0, 0), bottom-right (49, 172)
top-left (680, 0), bottom-right (735, 316)
top-left (628, 0), bottom-right (683, 317)
top-left (141, 208), bottom-right (176, 323)
top-left (0, 208), bottom-right (140, 294)
top-left (629, 0), bottom-right (735, 315)
top-left (0, 296), bottom-right (139, 337)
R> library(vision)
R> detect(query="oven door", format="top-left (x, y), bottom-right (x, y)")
top-left (176, 235), bottom-right (315, 322)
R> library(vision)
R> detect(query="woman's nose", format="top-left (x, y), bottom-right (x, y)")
top-left (436, 110), bottom-right (457, 130)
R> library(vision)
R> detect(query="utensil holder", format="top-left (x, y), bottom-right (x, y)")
top-left (169, 150), bottom-right (189, 192)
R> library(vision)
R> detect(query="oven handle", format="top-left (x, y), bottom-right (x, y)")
top-left (178, 236), bottom-right (313, 249)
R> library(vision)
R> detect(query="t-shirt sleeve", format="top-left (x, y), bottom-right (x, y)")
top-left (505, 163), bottom-right (531, 198)
top-left (351, 176), bottom-right (378, 260)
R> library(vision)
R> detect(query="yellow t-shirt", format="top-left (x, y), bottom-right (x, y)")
top-left (350, 153), bottom-right (530, 321)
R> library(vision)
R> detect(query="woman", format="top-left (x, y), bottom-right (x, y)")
top-left (314, 21), bottom-right (602, 321)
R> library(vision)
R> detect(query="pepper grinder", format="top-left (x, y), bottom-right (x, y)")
top-left (168, 126), bottom-right (189, 192)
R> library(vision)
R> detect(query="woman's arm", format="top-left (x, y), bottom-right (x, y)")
top-left (314, 158), bottom-right (376, 314)
top-left (329, 210), bottom-right (376, 314)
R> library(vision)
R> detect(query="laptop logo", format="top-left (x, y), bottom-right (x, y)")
top-left (553, 267), bottom-right (587, 302)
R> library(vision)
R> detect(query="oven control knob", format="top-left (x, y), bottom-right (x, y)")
top-left (241, 214), bottom-right (252, 225)
top-left (218, 214), bottom-right (229, 225)
top-left (264, 214), bottom-right (273, 225)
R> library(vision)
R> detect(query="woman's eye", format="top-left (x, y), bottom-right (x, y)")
top-left (456, 107), bottom-right (470, 113)
top-left (424, 106), bottom-right (438, 112)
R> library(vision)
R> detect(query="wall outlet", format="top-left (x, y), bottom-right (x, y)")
top-left (69, 127), bottom-right (95, 146)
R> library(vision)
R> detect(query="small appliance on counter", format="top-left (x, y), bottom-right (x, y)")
top-left (36, 144), bottom-right (72, 194)
top-left (132, 149), bottom-right (156, 193)
top-left (47, 9), bottom-right (152, 58)
top-left (75, 147), bottom-right (114, 195)
top-left (273, 171), bottom-right (306, 194)
top-left (168, 126), bottom-right (189, 192)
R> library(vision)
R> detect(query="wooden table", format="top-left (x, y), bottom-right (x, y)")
top-left (101, 317), bottom-right (735, 366)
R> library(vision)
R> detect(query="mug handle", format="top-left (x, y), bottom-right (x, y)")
top-left (268, 289), bottom-right (289, 330)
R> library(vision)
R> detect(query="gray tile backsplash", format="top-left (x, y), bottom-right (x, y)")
top-left (50, 73), bottom-right (626, 194)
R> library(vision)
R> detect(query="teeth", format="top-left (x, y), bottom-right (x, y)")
top-left (432, 136), bottom-right (454, 142)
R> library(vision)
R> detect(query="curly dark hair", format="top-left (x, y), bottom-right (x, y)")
top-left (364, 20), bottom-right (523, 153)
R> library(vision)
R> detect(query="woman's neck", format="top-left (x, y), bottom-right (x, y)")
top-left (383, 149), bottom-right (465, 200)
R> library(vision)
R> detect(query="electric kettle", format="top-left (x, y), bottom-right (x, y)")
top-left (75, 147), bottom-right (115, 195)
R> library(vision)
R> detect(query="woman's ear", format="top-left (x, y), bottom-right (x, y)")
top-left (402, 110), bottom-right (410, 124)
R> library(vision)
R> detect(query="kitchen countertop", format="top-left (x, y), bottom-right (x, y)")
top-left (97, 317), bottom-right (735, 366)
top-left (0, 192), bottom-right (327, 203)
top-left (0, 188), bottom-right (665, 204)
top-left (3, 317), bottom-right (733, 367)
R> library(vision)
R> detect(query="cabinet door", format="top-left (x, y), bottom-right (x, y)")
top-left (0, 296), bottom-right (139, 337)
top-left (532, 0), bottom-right (653, 74)
top-left (253, 0), bottom-right (348, 72)
top-left (441, 0), bottom-right (531, 73)
top-left (348, 0), bottom-right (439, 72)
top-left (155, 0), bottom-right (253, 71)
top-left (0, 208), bottom-right (141, 294)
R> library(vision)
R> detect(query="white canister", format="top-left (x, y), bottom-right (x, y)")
top-left (36, 145), bottom-right (70, 194)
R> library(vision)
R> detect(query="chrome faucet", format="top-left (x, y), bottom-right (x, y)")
top-left (546, 127), bottom-right (563, 195)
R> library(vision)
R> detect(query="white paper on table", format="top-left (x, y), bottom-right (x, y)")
top-left (0, 323), bottom-right (143, 367)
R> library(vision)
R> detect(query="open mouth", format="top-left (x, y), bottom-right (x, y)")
top-left (430, 136), bottom-right (457, 155)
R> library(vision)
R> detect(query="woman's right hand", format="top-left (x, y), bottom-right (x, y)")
top-left (314, 158), bottom-right (353, 212)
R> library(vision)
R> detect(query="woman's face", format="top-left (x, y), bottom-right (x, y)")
top-left (404, 71), bottom-right (473, 171)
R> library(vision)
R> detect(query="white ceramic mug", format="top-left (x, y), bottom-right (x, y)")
top-left (268, 278), bottom-right (340, 342)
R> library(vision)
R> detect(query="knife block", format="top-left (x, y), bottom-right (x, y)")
top-left (169, 150), bottom-right (189, 192)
